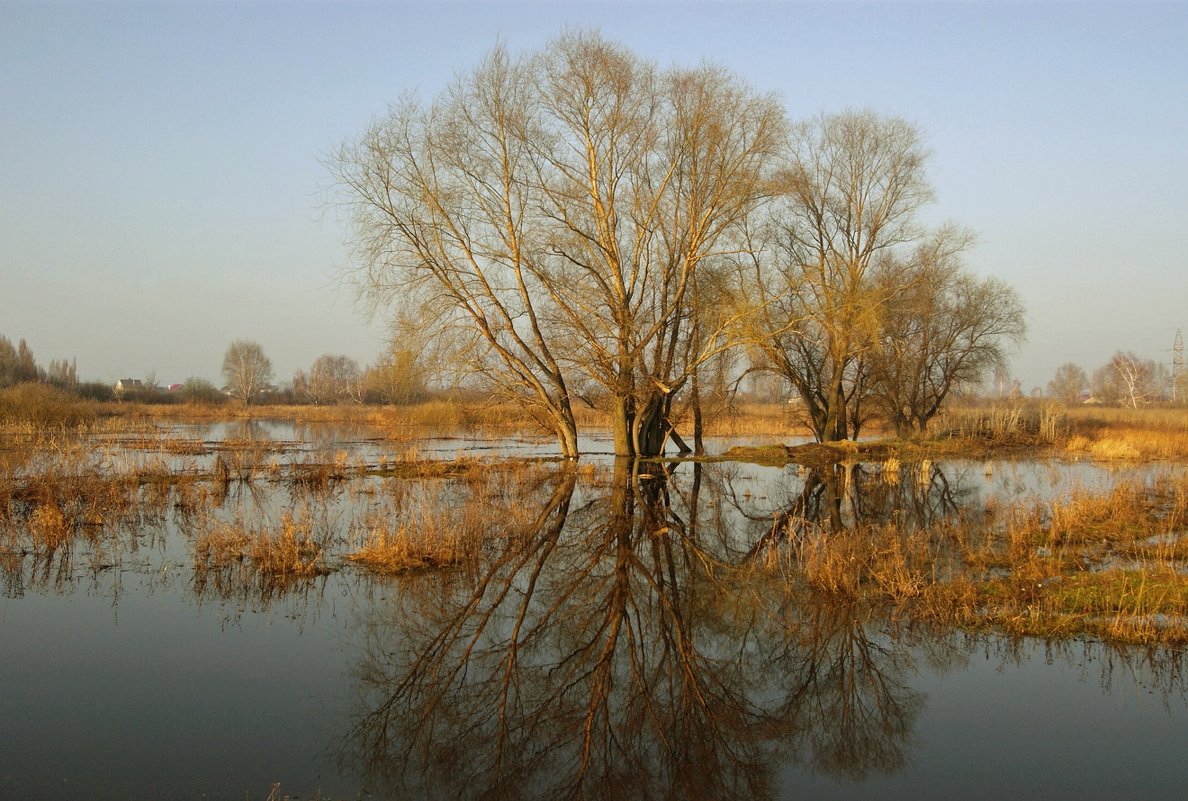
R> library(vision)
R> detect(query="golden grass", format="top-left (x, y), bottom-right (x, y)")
top-left (95, 397), bottom-right (823, 442)
top-left (194, 513), bottom-right (328, 578)
top-left (347, 463), bottom-right (560, 575)
top-left (1066, 426), bottom-right (1188, 461)
top-left (0, 383), bottom-right (97, 427)
top-left (695, 402), bottom-right (814, 437)
top-left (347, 519), bottom-right (472, 573)
top-left (752, 466), bottom-right (1188, 646)
top-left (1, 434), bottom-right (192, 556)
top-left (930, 400), bottom-right (1067, 446)
top-left (7, 407), bottom-right (1188, 647)
top-left (1035, 406), bottom-right (1188, 460)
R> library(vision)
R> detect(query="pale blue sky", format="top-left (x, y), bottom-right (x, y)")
top-left (2, 1), bottom-right (1185, 391)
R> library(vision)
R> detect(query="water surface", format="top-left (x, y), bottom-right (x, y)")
top-left (2, 426), bottom-right (1185, 799)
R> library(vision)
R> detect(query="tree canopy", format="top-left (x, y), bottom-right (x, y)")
top-left (334, 33), bottom-right (1028, 453)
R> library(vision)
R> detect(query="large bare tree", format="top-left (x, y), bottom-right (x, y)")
top-left (332, 32), bottom-right (783, 457)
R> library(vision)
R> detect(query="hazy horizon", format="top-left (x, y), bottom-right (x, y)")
top-left (3, 1), bottom-right (1185, 391)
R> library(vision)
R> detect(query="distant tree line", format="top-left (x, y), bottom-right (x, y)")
top-left (0, 334), bottom-right (92, 394)
top-left (0, 333), bottom-right (431, 410)
top-left (1048, 351), bottom-right (1186, 408)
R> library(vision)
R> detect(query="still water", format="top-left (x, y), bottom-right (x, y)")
top-left (1, 425), bottom-right (1185, 800)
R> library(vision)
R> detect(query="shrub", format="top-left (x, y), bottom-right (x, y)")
top-left (76, 381), bottom-right (116, 402)
top-left (178, 377), bottom-right (225, 405)
top-left (0, 382), bottom-right (96, 427)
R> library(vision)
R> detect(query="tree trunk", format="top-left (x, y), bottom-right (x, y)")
top-left (822, 366), bottom-right (849, 442)
top-left (631, 393), bottom-right (668, 458)
top-left (668, 426), bottom-right (693, 455)
top-left (612, 395), bottom-right (635, 458)
top-left (556, 414), bottom-right (580, 459)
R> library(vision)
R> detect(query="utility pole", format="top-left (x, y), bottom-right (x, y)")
top-left (1174, 328), bottom-right (1184, 403)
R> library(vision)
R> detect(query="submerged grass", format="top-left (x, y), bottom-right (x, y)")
top-left (346, 463), bottom-right (556, 575)
top-left (754, 466), bottom-right (1188, 646)
top-left (192, 511), bottom-right (331, 599)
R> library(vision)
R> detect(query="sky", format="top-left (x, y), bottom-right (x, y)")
top-left (2, 1), bottom-right (1186, 391)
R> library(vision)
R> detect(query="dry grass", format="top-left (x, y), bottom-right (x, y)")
top-left (0, 383), bottom-right (97, 428)
top-left (347, 463), bottom-right (559, 575)
top-left (96, 396), bottom-right (824, 442)
top-left (1064, 425), bottom-right (1188, 461)
top-left (194, 513), bottom-right (329, 578)
top-left (930, 400), bottom-right (1067, 446)
top-left (8, 407), bottom-right (1188, 648)
top-left (1, 434), bottom-right (191, 555)
top-left (755, 467), bottom-right (1188, 646)
top-left (914, 403), bottom-right (1188, 463)
top-left (348, 518), bottom-right (473, 573)
top-left (695, 402), bottom-right (814, 437)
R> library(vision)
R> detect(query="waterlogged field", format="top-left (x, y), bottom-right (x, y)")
top-left (2, 420), bottom-right (1187, 800)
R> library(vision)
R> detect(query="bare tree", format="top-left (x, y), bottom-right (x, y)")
top-left (332, 32), bottom-right (783, 457)
top-left (1089, 363), bottom-right (1122, 405)
top-left (364, 349), bottom-right (426, 405)
top-left (305, 354), bottom-right (362, 405)
top-left (1048, 362), bottom-right (1088, 406)
top-left (0, 336), bottom-right (40, 387)
top-left (1105, 351), bottom-right (1165, 408)
top-left (864, 227), bottom-right (1026, 435)
top-left (222, 340), bottom-right (273, 405)
top-left (44, 358), bottom-right (78, 390)
top-left (744, 111), bottom-right (934, 441)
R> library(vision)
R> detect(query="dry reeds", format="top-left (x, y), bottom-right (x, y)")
top-left (347, 519), bottom-right (472, 573)
top-left (753, 466), bottom-right (1188, 646)
top-left (930, 401), bottom-right (1066, 446)
top-left (0, 383), bottom-right (98, 428)
top-left (1061, 407), bottom-right (1188, 460)
top-left (194, 513), bottom-right (329, 579)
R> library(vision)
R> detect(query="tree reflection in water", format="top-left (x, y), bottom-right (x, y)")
top-left (341, 461), bottom-right (932, 800)
top-left (730, 461), bottom-right (983, 560)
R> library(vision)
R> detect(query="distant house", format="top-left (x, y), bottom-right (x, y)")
top-left (167, 383), bottom-right (184, 392)
top-left (114, 378), bottom-right (144, 395)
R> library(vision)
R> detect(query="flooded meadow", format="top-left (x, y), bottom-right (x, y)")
top-left (2, 420), bottom-right (1187, 799)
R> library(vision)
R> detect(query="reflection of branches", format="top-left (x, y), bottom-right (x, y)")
top-left (341, 463), bottom-right (926, 799)
top-left (731, 462), bottom-right (981, 563)
top-left (783, 602), bottom-right (920, 778)
top-left (968, 634), bottom-right (1188, 709)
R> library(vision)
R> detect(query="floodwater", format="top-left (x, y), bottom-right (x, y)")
top-left (1, 424), bottom-right (1186, 800)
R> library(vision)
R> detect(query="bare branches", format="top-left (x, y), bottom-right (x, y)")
top-left (332, 32), bottom-right (784, 457)
top-left (221, 340), bottom-right (273, 405)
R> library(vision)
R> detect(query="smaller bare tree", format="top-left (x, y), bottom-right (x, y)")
top-left (859, 227), bottom-right (1026, 436)
top-left (1047, 362), bottom-right (1088, 406)
top-left (1106, 351), bottom-right (1165, 408)
top-left (222, 340), bottom-right (273, 405)
top-left (306, 354), bottom-right (363, 405)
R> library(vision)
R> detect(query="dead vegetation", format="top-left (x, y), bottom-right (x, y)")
top-left (750, 465), bottom-right (1188, 646)
top-left (5, 410), bottom-right (1188, 647)
top-left (193, 512), bottom-right (330, 580)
